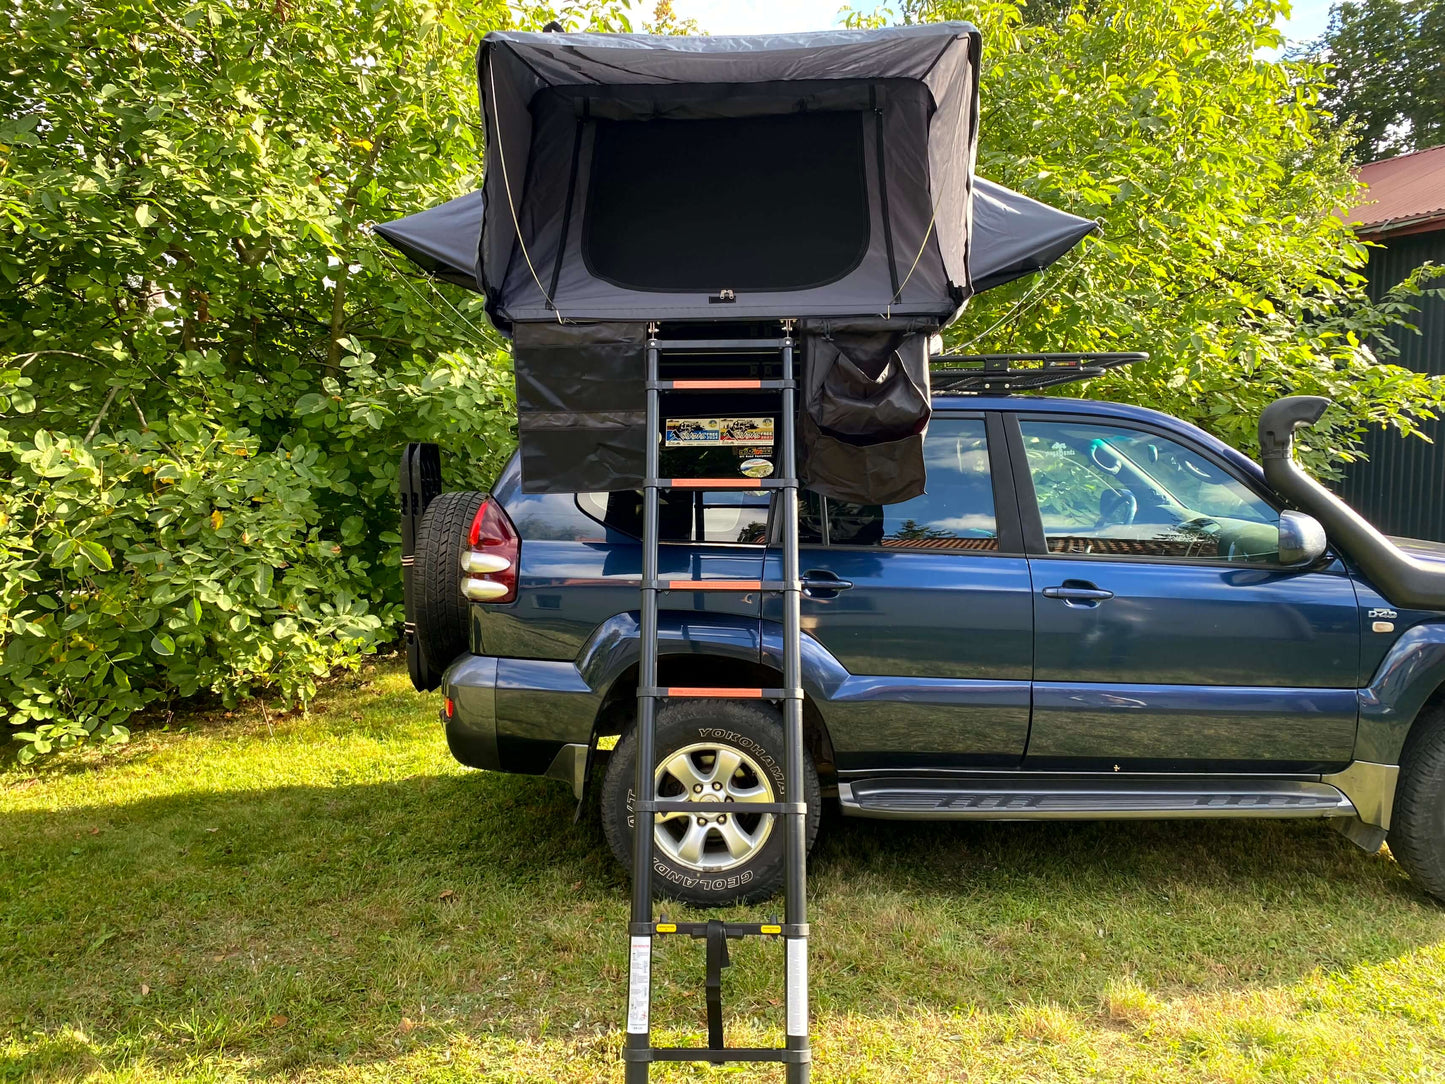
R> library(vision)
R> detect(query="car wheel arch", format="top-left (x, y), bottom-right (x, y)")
top-left (1358, 622), bottom-right (1445, 765)
top-left (585, 654), bottom-right (838, 789)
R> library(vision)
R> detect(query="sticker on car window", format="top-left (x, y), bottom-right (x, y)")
top-left (665, 416), bottom-right (774, 446)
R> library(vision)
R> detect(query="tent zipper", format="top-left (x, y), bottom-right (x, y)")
top-left (548, 110), bottom-right (588, 310)
top-left (872, 89), bottom-right (899, 300)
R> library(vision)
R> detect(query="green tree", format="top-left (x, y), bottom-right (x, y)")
top-left (0, 0), bottom-right (635, 760)
top-left (893, 519), bottom-right (956, 540)
top-left (854, 0), bottom-right (1444, 471)
top-left (647, 0), bottom-right (703, 33)
top-left (1304, 0), bottom-right (1445, 159)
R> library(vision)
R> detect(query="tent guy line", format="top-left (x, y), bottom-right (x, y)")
top-left (362, 229), bottom-right (503, 350)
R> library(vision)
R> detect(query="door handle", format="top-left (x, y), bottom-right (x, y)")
top-left (802, 570), bottom-right (854, 597)
top-left (1042, 581), bottom-right (1115, 606)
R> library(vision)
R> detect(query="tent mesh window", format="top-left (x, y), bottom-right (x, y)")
top-left (584, 112), bottom-right (870, 293)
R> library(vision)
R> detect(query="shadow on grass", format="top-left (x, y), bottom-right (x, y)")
top-left (3, 767), bottom-right (1442, 1081)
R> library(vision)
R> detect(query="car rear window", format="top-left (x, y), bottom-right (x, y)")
top-left (577, 490), bottom-right (771, 545)
top-left (800, 417), bottom-right (999, 549)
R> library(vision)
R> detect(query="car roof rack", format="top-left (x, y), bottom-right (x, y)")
top-left (930, 351), bottom-right (1148, 395)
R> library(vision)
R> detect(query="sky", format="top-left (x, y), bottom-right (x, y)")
top-left (669, 0), bottom-right (1336, 50)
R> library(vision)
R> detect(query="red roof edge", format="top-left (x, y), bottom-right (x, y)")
top-left (1345, 144), bottom-right (1445, 236)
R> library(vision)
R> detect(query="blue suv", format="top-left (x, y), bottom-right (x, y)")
top-left (404, 392), bottom-right (1445, 907)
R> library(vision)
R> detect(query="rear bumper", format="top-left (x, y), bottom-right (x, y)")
top-left (440, 653), bottom-right (600, 776)
top-left (441, 655), bottom-right (501, 771)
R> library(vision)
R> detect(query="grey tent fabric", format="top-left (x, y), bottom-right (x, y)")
top-left (373, 190), bottom-right (484, 291)
top-left (512, 321), bottom-right (649, 492)
top-left (375, 178), bottom-right (1095, 306)
top-left (969, 178), bottom-right (1097, 293)
top-left (474, 24), bottom-right (983, 331)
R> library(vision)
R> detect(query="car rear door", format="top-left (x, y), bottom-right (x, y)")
top-left (762, 413), bottom-right (1034, 771)
top-left (1009, 412), bottom-right (1360, 773)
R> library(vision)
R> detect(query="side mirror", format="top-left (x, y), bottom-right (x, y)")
top-left (1277, 510), bottom-right (1327, 567)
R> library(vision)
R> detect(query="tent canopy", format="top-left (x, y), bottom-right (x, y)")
top-left (375, 28), bottom-right (1105, 500)
top-left (456, 24), bottom-right (990, 331)
top-left (378, 26), bottom-right (1101, 334)
top-left (376, 177), bottom-right (1097, 313)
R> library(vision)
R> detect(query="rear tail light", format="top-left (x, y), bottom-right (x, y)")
top-left (461, 498), bottom-right (519, 603)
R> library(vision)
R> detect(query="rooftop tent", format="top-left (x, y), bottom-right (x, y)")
top-left (471, 24), bottom-right (983, 332)
top-left (374, 178), bottom-right (1097, 308)
top-left (375, 27), bottom-right (1103, 501)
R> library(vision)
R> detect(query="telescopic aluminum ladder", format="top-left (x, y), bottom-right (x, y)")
top-left (624, 320), bottom-right (811, 1082)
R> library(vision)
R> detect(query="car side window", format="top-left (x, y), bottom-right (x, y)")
top-left (1018, 419), bottom-right (1283, 562)
top-left (802, 417), bottom-right (999, 550)
top-left (578, 490), bottom-right (770, 544)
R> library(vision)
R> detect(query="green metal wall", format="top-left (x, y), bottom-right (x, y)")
top-left (1338, 229), bottom-right (1445, 541)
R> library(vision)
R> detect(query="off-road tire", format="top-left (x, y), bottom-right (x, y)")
top-left (601, 699), bottom-right (822, 907)
top-left (413, 490), bottom-right (485, 690)
top-left (1389, 706), bottom-right (1445, 903)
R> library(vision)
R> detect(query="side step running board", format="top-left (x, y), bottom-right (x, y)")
top-left (837, 775), bottom-right (1357, 821)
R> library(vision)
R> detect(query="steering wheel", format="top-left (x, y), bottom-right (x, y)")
top-left (1178, 515), bottom-right (1223, 558)
top-left (1097, 488), bottom-right (1137, 528)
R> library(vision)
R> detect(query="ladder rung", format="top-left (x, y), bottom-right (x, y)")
top-left (647, 478), bottom-right (792, 489)
top-left (651, 338), bottom-right (788, 351)
top-left (640, 800), bottom-right (808, 816)
top-left (649, 379), bottom-right (796, 391)
top-left (626, 1047), bottom-right (809, 1064)
top-left (643, 919), bottom-right (808, 937)
top-left (651, 579), bottom-right (791, 592)
top-left (639, 686), bottom-right (803, 700)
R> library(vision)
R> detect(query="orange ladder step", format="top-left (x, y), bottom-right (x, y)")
top-left (647, 478), bottom-right (792, 489)
top-left (651, 579), bottom-right (792, 592)
top-left (639, 686), bottom-right (803, 700)
top-left (649, 379), bottom-right (795, 390)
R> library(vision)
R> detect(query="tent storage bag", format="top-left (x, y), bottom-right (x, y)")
top-left (799, 329), bottom-right (932, 505)
top-left (513, 321), bottom-right (648, 493)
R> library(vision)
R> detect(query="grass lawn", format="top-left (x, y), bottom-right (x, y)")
top-left (4, 661), bottom-right (1445, 1083)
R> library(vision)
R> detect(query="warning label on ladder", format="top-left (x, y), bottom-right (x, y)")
top-left (627, 936), bottom-right (651, 1034)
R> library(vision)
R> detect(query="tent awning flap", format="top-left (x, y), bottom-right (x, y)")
top-left (969, 178), bottom-right (1098, 293)
top-left (373, 190), bottom-right (483, 291)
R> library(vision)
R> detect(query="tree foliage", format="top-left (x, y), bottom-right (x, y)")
top-left (854, 0), bottom-right (1444, 468)
top-left (0, 0), bottom-right (634, 760)
top-left (1304, 0), bottom-right (1445, 159)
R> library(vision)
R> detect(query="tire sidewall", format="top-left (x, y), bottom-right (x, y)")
top-left (603, 700), bottom-right (816, 906)
top-left (1391, 713), bottom-right (1445, 903)
top-left (413, 490), bottom-right (485, 687)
